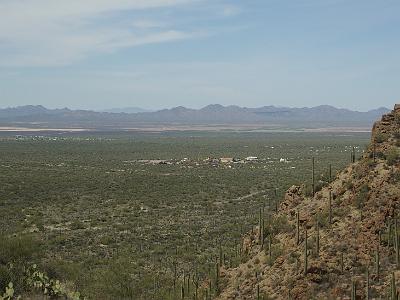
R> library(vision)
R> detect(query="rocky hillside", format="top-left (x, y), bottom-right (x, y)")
top-left (216, 104), bottom-right (400, 299)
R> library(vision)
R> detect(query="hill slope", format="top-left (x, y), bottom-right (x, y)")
top-left (216, 104), bottom-right (400, 299)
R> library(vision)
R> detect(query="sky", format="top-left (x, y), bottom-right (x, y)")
top-left (0, 0), bottom-right (399, 111)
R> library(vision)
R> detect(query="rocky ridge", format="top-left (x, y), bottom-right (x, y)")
top-left (216, 104), bottom-right (400, 299)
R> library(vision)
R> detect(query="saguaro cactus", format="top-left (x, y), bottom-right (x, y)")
top-left (269, 235), bottom-right (273, 262)
top-left (375, 245), bottom-right (380, 279)
top-left (312, 157), bottom-right (315, 196)
top-left (329, 190), bottom-right (332, 224)
top-left (366, 269), bottom-right (370, 300)
top-left (296, 209), bottom-right (300, 245)
top-left (316, 222), bottom-right (320, 257)
top-left (259, 208), bottom-right (264, 248)
top-left (395, 219), bottom-right (400, 268)
top-left (219, 244), bottom-right (223, 266)
top-left (391, 272), bottom-right (397, 300)
top-left (340, 252), bottom-right (344, 274)
top-left (351, 280), bottom-right (356, 300)
top-left (215, 262), bottom-right (220, 294)
top-left (304, 229), bottom-right (308, 275)
top-left (373, 143), bottom-right (376, 163)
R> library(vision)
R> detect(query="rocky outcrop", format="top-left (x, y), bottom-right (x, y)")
top-left (280, 185), bottom-right (304, 213)
top-left (371, 104), bottom-right (400, 152)
top-left (217, 104), bottom-right (400, 300)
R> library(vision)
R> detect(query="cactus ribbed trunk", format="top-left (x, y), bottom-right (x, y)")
top-left (351, 280), bottom-right (356, 300)
top-left (366, 269), bottom-right (369, 300)
top-left (304, 229), bottom-right (308, 275)
top-left (391, 272), bottom-right (396, 300)
top-left (375, 245), bottom-right (380, 279)
top-left (312, 157), bottom-right (315, 197)
top-left (340, 252), bottom-right (344, 274)
top-left (296, 210), bottom-right (300, 245)
top-left (259, 208), bottom-right (264, 249)
top-left (396, 219), bottom-right (400, 268)
top-left (269, 235), bottom-right (272, 262)
top-left (316, 222), bottom-right (320, 257)
top-left (215, 262), bottom-right (219, 294)
top-left (329, 190), bottom-right (332, 224)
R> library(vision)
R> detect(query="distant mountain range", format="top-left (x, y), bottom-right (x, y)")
top-left (99, 107), bottom-right (153, 114)
top-left (0, 104), bottom-right (390, 131)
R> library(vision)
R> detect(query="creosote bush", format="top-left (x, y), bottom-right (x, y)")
top-left (354, 183), bottom-right (369, 209)
top-left (0, 234), bottom-right (40, 293)
top-left (386, 149), bottom-right (399, 166)
top-left (392, 170), bottom-right (400, 183)
top-left (375, 133), bottom-right (389, 144)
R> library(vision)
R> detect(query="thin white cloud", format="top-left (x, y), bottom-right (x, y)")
top-left (0, 0), bottom-right (199, 67)
top-left (221, 5), bottom-right (242, 17)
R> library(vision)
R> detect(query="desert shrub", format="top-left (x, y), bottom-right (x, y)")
top-left (316, 181), bottom-right (327, 193)
top-left (91, 259), bottom-right (143, 299)
top-left (354, 184), bottom-right (369, 209)
top-left (377, 151), bottom-right (385, 158)
top-left (393, 170), bottom-right (400, 183)
top-left (395, 114), bottom-right (400, 125)
top-left (0, 235), bottom-right (39, 265)
top-left (266, 244), bottom-right (283, 266)
top-left (366, 159), bottom-right (375, 168)
top-left (269, 215), bottom-right (293, 235)
top-left (70, 220), bottom-right (86, 230)
top-left (386, 149), bottom-right (399, 166)
top-left (0, 235), bottom-right (39, 293)
top-left (0, 264), bottom-right (12, 292)
top-left (375, 133), bottom-right (389, 143)
top-left (344, 181), bottom-right (354, 190)
top-left (303, 184), bottom-right (313, 197)
top-left (313, 210), bottom-right (330, 228)
top-left (288, 252), bottom-right (300, 265)
top-left (354, 164), bottom-right (369, 179)
top-left (303, 181), bottom-right (325, 198)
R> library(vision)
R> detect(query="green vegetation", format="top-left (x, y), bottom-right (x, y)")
top-left (386, 148), bottom-right (400, 166)
top-left (0, 132), bottom-right (369, 299)
top-left (375, 132), bottom-right (389, 143)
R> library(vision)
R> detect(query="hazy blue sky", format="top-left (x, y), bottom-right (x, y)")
top-left (0, 0), bottom-right (399, 111)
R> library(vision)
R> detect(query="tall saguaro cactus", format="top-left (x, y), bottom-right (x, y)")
top-left (259, 207), bottom-right (265, 249)
top-left (373, 143), bottom-right (376, 163)
top-left (351, 280), bottom-right (356, 300)
top-left (395, 219), bottom-right (400, 268)
top-left (366, 269), bottom-right (370, 300)
top-left (375, 245), bottom-right (380, 279)
top-left (296, 210), bottom-right (300, 245)
top-left (312, 157), bottom-right (315, 197)
top-left (329, 190), bottom-right (332, 224)
top-left (340, 252), bottom-right (344, 274)
top-left (304, 229), bottom-right (308, 275)
top-left (215, 262), bottom-right (220, 294)
top-left (316, 222), bottom-right (320, 257)
top-left (391, 272), bottom-right (397, 300)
